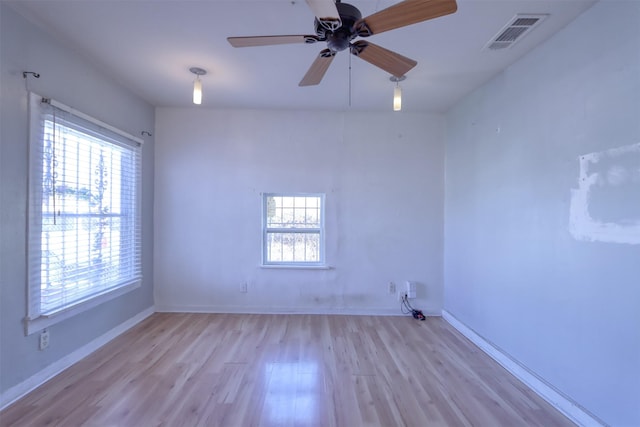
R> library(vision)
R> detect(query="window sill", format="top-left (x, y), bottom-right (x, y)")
top-left (25, 280), bottom-right (141, 335)
top-left (260, 264), bottom-right (332, 270)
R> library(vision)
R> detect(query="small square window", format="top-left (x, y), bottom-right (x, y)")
top-left (262, 193), bottom-right (325, 266)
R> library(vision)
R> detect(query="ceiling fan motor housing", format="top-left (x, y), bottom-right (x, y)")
top-left (314, 2), bottom-right (362, 52)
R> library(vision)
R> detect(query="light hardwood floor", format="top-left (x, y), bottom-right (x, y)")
top-left (1, 313), bottom-right (574, 426)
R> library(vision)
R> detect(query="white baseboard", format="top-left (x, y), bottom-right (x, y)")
top-left (441, 310), bottom-right (606, 427)
top-left (155, 304), bottom-right (441, 317)
top-left (0, 306), bottom-right (155, 411)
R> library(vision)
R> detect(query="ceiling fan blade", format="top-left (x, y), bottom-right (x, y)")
top-left (228, 35), bottom-right (319, 48)
top-left (299, 49), bottom-right (336, 86)
top-left (350, 41), bottom-right (417, 78)
top-left (355, 0), bottom-right (457, 36)
top-left (306, 0), bottom-right (341, 31)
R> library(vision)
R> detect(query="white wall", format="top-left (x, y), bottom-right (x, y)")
top-left (0, 4), bottom-right (155, 399)
top-left (154, 108), bottom-right (444, 315)
top-left (444, 1), bottom-right (640, 426)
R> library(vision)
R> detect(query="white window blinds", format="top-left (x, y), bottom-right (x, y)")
top-left (27, 93), bottom-right (142, 327)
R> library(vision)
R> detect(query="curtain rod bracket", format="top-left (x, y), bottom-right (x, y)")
top-left (141, 131), bottom-right (152, 137)
top-left (23, 71), bottom-right (41, 79)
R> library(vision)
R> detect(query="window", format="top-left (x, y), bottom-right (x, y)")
top-left (262, 193), bottom-right (325, 266)
top-left (26, 93), bottom-right (142, 333)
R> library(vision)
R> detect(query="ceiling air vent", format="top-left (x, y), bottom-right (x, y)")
top-left (484, 14), bottom-right (548, 51)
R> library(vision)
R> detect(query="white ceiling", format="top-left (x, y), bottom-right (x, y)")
top-left (8, 0), bottom-right (597, 113)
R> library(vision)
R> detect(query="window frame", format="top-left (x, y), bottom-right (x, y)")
top-left (261, 193), bottom-right (326, 268)
top-left (25, 93), bottom-right (143, 335)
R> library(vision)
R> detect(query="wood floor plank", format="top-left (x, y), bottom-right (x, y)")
top-left (0, 314), bottom-right (575, 427)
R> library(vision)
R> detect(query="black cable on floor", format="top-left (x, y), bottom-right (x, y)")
top-left (400, 294), bottom-right (425, 320)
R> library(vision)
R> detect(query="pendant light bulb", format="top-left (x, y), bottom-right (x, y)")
top-left (189, 67), bottom-right (207, 105)
top-left (393, 84), bottom-right (402, 112)
top-left (193, 77), bottom-right (202, 105)
top-left (390, 75), bottom-right (405, 112)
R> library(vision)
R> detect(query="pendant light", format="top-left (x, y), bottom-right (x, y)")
top-left (389, 75), bottom-right (406, 112)
top-left (190, 67), bottom-right (207, 105)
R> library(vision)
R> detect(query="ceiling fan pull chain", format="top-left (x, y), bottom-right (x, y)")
top-left (348, 50), bottom-right (352, 107)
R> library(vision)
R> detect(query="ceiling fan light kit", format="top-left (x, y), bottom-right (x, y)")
top-left (227, 0), bottom-right (458, 94)
top-left (189, 67), bottom-right (207, 105)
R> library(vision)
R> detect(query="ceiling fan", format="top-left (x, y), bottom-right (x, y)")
top-left (228, 0), bottom-right (458, 86)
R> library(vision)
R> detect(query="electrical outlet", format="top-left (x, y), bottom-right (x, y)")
top-left (397, 291), bottom-right (407, 302)
top-left (240, 282), bottom-right (247, 293)
top-left (39, 329), bottom-right (50, 350)
top-left (388, 282), bottom-right (396, 294)
top-left (406, 281), bottom-right (417, 299)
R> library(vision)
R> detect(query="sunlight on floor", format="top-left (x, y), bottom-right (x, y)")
top-left (264, 362), bottom-right (320, 424)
